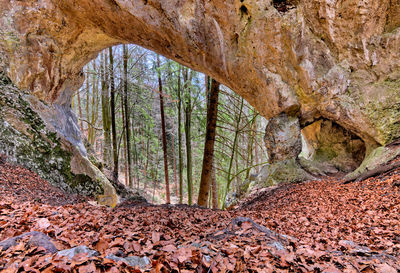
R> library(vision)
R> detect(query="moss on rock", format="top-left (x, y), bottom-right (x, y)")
top-left (344, 145), bottom-right (400, 181)
top-left (0, 73), bottom-right (104, 196)
top-left (255, 158), bottom-right (315, 187)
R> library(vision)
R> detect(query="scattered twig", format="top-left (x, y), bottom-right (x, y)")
top-left (207, 216), bottom-right (293, 245)
top-left (349, 261), bottom-right (361, 273)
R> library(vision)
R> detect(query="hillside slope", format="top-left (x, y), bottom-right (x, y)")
top-left (0, 159), bottom-right (399, 272)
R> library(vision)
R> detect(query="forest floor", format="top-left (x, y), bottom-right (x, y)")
top-left (0, 160), bottom-right (399, 272)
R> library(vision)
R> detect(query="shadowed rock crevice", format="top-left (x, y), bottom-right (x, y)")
top-left (301, 119), bottom-right (366, 174)
top-left (273, 0), bottom-right (298, 13)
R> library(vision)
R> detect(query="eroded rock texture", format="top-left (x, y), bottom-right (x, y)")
top-left (0, 72), bottom-right (116, 203)
top-left (302, 119), bottom-right (366, 173)
top-left (264, 113), bottom-right (302, 163)
top-left (1, 0), bottom-right (400, 190)
top-left (258, 113), bottom-right (314, 187)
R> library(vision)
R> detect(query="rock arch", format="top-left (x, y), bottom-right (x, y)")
top-left (1, 0), bottom-right (400, 198)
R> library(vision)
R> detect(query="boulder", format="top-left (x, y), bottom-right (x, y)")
top-left (106, 254), bottom-right (151, 270)
top-left (57, 246), bottom-right (99, 259)
top-left (264, 113), bottom-right (302, 163)
top-left (0, 231), bottom-right (57, 253)
top-left (259, 113), bottom-right (315, 186)
top-left (256, 158), bottom-right (315, 187)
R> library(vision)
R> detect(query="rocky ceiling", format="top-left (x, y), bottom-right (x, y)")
top-left (1, 0), bottom-right (400, 149)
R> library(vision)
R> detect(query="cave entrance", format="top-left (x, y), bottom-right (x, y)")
top-left (300, 119), bottom-right (366, 174)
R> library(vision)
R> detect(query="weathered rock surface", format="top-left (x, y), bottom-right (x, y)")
top-left (301, 119), bottom-right (366, 173)
top-left (1, 0), bottom-right (400, 146)
top-left (258, 113), bottom-right (315, 186)
top-left (0, 72), bottom-right (116, 203)
top-left (0, 232), bottom-right (57, 254)
top-left (256, 158), bottom-right (315, 187)
top-left (57, 246), bottom-right (99, 259)
top-left (1, 0), bottom-right (400, 188)
top-left (344, 145), bottom-right (400, 182)
top-left (264, 113), bottom-right (302, 163)
top-left (106, 254), bottom-right (151, 270)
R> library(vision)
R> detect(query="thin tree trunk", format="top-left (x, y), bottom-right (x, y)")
top-left (77, 88), bottom-right (83, 132)
top-left (177, 66), bottom-right (184, 204)
top-left (211, 165), bottom-right (218, 209)
top-left (183, 68), bottom-right (193, 205)
top-left (131, 116), bottom-right (139, 189)
top-left (157, 55), bottom-right (171, 204)
top-left (185, 108), bottom-right (192, 205)
top-left (86, 72), bottom-right (90, 140)
top-left (172, 133), bottom-right (178, 196)
top-left (90, 61), bottom-right (98, 145)
top-left (121, 92), bottom-right (128, 186)
top-left (223, 98), bottom-right (244, 209)
top-left (197, 79), bottom-right (220, 207)
top-left (245, 112), bottom-right (257, 178)
top-left (254, 116), bottom-right (259, 173)
top-left (123, 137), bottom-right (128, 185)
top-left (101, 51), bottom-right (111, 166)
top-left (123, 45), bottom-right (133, 187)
top-left (109, 47), bottom-right (118, 182)
top-left (144, 134), bottom-right (150, 182)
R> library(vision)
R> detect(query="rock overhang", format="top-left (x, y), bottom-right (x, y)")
top-left (1, 0), bottom-right (400, 150)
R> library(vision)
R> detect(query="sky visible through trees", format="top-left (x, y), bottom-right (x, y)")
top-left (72, 44), bottom-right (268, 207)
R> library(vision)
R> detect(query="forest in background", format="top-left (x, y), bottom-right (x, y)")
top-left (72, 44), bottom-right (268, 207)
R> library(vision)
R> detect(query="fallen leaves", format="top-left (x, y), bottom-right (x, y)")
top-left (0, 161), bottom-right (400, 271)
top-left (35, 218), bottom-right (51, 230)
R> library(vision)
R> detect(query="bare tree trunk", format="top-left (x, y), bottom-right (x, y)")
top-left (197, 79), bottom-right (220, 207)
top-left (177, 66), bottom-right (183, 204)
top-left (211, 165), bottom-right (218, 209)
top-left (109, 47), bottom-right (118, 182)
top-left (90, 61), bottom-right (98, 146)
top-left (183, 68), bottom-right (193, 205)
top-left (172, 133), bottom-right (178, 196)
top-left (223, 98), bottom-right (244, 209)
top-left (144, 134), bottom-right (150, 186)
top-left (86, 72), bottom-right (90, 140)
top-left (123, 45), bottom-right (133, 187)
top-left (132, 117), bottom-right (139, 189)
top-left (101, 51), bottom-right (112, 167)
top-left (254, 115), bottom-right (259, 173)
top-left (245, 112), bottom-right (257, 178)
top-left (120, 90), bottom-right (128, 186)
top-left (77, 88), bottom-right (83, 132)
top-left (157, 55), bottom-right (171, 204)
